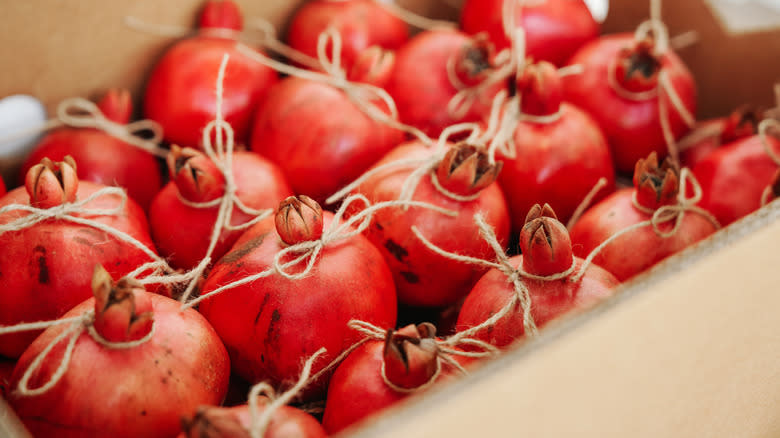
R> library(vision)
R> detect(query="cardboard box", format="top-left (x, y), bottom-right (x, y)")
top-left (0, 1), bottom-right (778, 437)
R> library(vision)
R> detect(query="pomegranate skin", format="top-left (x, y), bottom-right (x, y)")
top-left (148, 151), bottom-right (293, 270)
top-left (178, 404), bottom-right (327, 438)
top-left (456, 255), bottom-right (618, 348)
top-left (692, 134), bottom-right (780, 226)
top-left (499, 103), bottom-right (615, 229)
top-left (8, 293), bottom-right (230, 438)
top-left (0, 181), bottom-right (157, 358)
top-left (286, 0), bottom-right (408, 71)
top-left (250, 77), bottom-right (403, 204)
top-left (198, 213), bottom-right (397, 400)
top-left (569, 188), bottom-right (717, 281)
top-left (460, 0), bottom-right (599, 66)
top-left (562, 33), bottom-right (697, 173)
top-left (144, 37), bottom-right (278, 149)
top-left (387, 29), bottom-right (504, 139)
top-left (0, 178), bottom-right (5, 196)
top-left (357, 141), bottom-right (511, 308)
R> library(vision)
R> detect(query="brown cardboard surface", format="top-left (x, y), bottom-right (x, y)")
top-left (352, 201), bottom-right (780, 437)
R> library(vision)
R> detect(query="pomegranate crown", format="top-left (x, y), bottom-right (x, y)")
top-left (516, 61), bottom-right (563, 117)
top-left (519, 204), bottom-right (574, 277)
top-left (96, 88), bottom-right (132, 124)
top-left (167, 145), bottom-right (226, 202)
top-left (383, 323), bottom-right (440, 391)
top-left (25, 156), bottom-right (79, 208)
top-left (180, 406), bottom-right (249, 438)
top-left (454, 33), bottom-right (497, 87)
top-left (633, 152), bottom-right (680, 209)
top-left (91, 265), bottom-right (154, 343)
top-left (275, 195), bottom-right (324, 245)
top-left (722, 106), bottom-right (763, 143)
top-left (199, 0), bottom-right (243, 32)
top-left (615, 37), bottom-right (662, 93)
top-left (436, 143), bottom-right (502, 197)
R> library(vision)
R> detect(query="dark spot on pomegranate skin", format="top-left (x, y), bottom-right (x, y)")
top-left (254, 294), bottom-right (271, 325)
top-left (220, 233), bottom-right (268, 265)
top-left (271, 309), bottom-right (281, 322)
top-left (400, 271), bottom-right (419, 284)
top-left (384, 239), bottom-right (408, 262)
top-left (34, 245), bottom-right (49, 284)
top-left (141, 410), bottom-right (147, 416)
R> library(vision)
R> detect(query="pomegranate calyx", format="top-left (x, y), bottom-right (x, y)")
top-left (25, 156), bottom-right (79, 208)
top-left (91, 265), bottom-right (154, 343)
top-left (633, 152), bottom-right (680, 209)
top-left (453, 34), bottom-right (496, 87)
top-left (96, 88), bottom-right (133, 124)
top-left (275, 195), bottom-right (324, 245)
top-left (519, 204), bottom-right (574, 277)
top-left (383, 323), bottom-right (439, 391)
top-left (181, 406), bottom-right (250, 438)
top-left (615, 38), bottom-right (662, 93)
top-left (516, 61), bottom-right (563, 117)
top-left (722, 106), bottom-right (763, 144)
top-left (199, 0), bottom-right (243, 32)
top-left (167, 145), bottom-right (226, 202)
top-left (436, 144), bottom-right (502, 197)
top-left (348, 46), bottom-right (395, 87)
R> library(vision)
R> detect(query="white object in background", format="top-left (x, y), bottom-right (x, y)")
top-left (583, 0), bottom-right (609, 23)
top-left (705, 0), bottom-right (780, 34)
top-left (0, 95), bottom-right (47, 161)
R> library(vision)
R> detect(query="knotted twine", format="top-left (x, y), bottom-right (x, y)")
top-left (177, 54), bottom-right (274, 305)
top-left (0, 97), bottom-right (168, 158)
top-left (0, 299), bottom-right (156, 397)
top-left (181, 193), bottom-right (457, 309)
top-left (571, 168), bottom-right (721, 283)
top-left (606, 0), bottom-right (696, 166)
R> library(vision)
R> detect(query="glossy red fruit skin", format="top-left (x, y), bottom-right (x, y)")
top-left (198, 213), bottom-right (397, 400)
top-left (22, 91), bottom-right (162, 211)
top-left (357, 141), bottom-right (511, 308)
top-left (149, 151), bottom-right (293, 270)
top-left (0, 177), bottom-right (5, 196)
top-left (387, 29), bottom-right (503, 139)
top-left (562, 34), bottom-right (697, 173)
top-left (177, 404), bottom-right (327, 438)
top-left (0, 181), bottom-right (158, 358)
top-left (456, 254), bottom-right (617, 348)
top-left (460, 0), bottom-right (599, 66)
top-left (250, 77), bottom-right (403, 204)
top-left (692, 134), bottom-right (780, 226)
top-left (569, 188), bottom-right (717, 281)
top-left (9, 293), bottom-right (230, 438)
top-left (144, 37), bottom-right (278, 149)
top-left (680, 110), bottom-right (761, 168)
top-left (286, 0), bottom-right (408, 70)
top-left (498, 104), bottom-right (615, 229)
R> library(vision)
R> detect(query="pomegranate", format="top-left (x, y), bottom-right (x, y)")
top-left (570, 153), bottom-right (719, 281)
top-left (355, 141), bottom-right (510, 308)
top-left (22, 89), bottom-right (162, 211)
top-left (692, 121), bottom-right (780, 225)
top-left (179, 403), bottom-right (327, 438)
top-left (8, 265), bottom-right (230, 438)
top-left (149, 146), bottom-right (292, 269)
top-left (497, 61), bottom-right (614, 229)
top-left (461, 0), bottom-right (599, 66)
top-left (563, 33), bottom-right (697, 172)
top-left (198, 195), bottom-right (397, 400)
top-left (680, 106), bottom-right (764, 168)
top-left (286, 0), bottom-right (408, 71)
top-left (0, 157), bottom-right (159, 358)
top-left (143, 0), bottom-right (278, 149)
top-left (455, 204), bottom-right (618, 348)
top-left (387, 29), bottom-right (505, 138)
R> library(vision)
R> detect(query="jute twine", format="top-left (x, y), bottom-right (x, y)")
top-left (570, 168), bottom-right (721, 283)
top-left (0, 308), bottom-right (155, 397)
top-left (247, 348), bottom-right (327, 438)
top-left (0, 97), bottom-right (167, 158)
top-left (566, 177), bottom-right (609, 229)
top-left (759, 118), bottom-right (780, 206)
top-left (177, 54), bottom-right (274, 305)
top-left (182, 194), bottom-right (457, 309)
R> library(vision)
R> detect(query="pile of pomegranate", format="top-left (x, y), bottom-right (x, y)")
top-left (0, 0), bottom-right (777, 436)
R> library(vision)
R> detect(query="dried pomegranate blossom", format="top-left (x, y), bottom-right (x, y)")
top-left (25, 156), bottom-right (79, 208)
top-left (434, 143), bottom-right (503, 198)
top-left (275, 195), bottom-right (323, 245)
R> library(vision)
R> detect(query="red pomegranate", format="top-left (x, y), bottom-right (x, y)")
top-left (0, 157), bottom-right (159, 358)
top-left (680, 106), bottom-right (764, 168)
top-left (22, 89), bottom-right (162, 211)
top-left (461, 0), bottom-right (599, 66)
top-left (179, 402), bottom-right (327, 438)
top-left (8, 266), bottom-right (230, 438)
top-left (456, 204), bottom-right (618, 348)
top-left (198, 195), bottom-right (397, 400)
top-left (497, 61), bottom-right (614, 229)
top-left (143, 0), bottom-right (278, 149)
top-left (563, 33), bottom-right (697, 173)
top-left (570, 153), bottom-right (719, 281)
